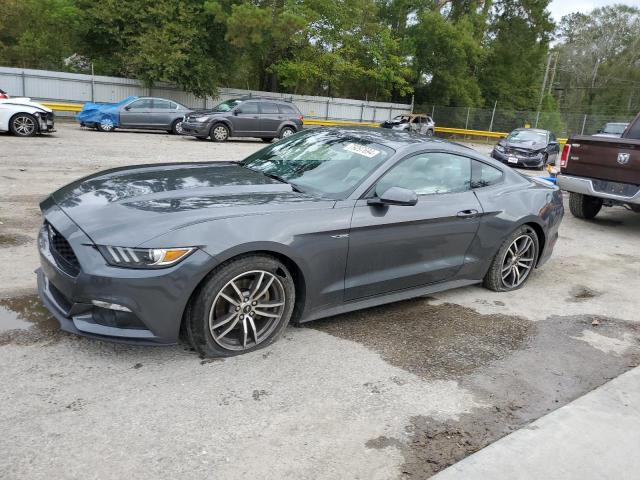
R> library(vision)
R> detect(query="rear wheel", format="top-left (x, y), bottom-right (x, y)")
top-left (96, 116), bottom-right (116, 132)
top-left (425, 129), bottom-right (434, 138)
top-left (569, 193), bottom-right (602, 219)
top-left (279, 126), bottom-right (296, 139)
top-left (170, 119), bottom-right (185, 135)
top-left (185, 255), bottom-right (296, 357)
top-left (210, 123), bottom-right (229, 142)
top-left (484, 225), bottom-right (539, 292)
top-left (10, 113), bottom-right (38, 137)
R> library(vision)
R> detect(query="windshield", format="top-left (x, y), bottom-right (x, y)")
top-left (507, 130), bottom-right (547, 143)
top-left (240, 130), bottom-right (394, 199)
top-left (603, 123), bottom-right (627, 134)
top-left (213, 99), bottom-right (241, 112)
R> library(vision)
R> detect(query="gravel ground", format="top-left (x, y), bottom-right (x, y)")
top-left (1, 124), bottom-right (639, 479)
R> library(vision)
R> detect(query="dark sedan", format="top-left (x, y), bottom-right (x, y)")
top-left (491, 128), bottom-right (560, 169)
top-left (36, 128), bottom-right (563, 357)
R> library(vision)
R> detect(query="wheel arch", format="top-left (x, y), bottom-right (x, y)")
top-left (180, 248), bottom-right (308, 336)
top-left (520, 220), bottom-right (546, 267)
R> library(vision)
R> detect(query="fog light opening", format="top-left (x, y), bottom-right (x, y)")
top-left (91, 300), bottom-right (132, 312)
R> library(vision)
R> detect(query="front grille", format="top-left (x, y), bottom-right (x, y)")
top-left (46, 222), bottom-right (80, 276)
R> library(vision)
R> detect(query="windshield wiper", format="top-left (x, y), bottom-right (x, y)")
top-left (262, 172), bottom-right (305, 193)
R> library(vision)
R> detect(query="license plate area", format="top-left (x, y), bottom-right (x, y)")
top-left (508, 155), bottom-right (518, 164)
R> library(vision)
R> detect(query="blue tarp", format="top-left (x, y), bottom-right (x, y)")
top-left (76, 96), bottom-right (137, 126)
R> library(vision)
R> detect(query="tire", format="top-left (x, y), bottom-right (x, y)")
top-left (569, 192), bottom-right (602, 219)
top-left (210, 123), bottom-right (230, 142)
top-left (279, 126), bottom-right (296, 139)
top-left (9, 113), bottom-right (38, 137)
top-left (185, 254), bottom-right (296, 357)
top-left (483, 225), bottom-right (539, 292)
top-left (261, 137), bottom-right (273, 143)
top-left (170, 119), bottom-right (185, 135)
top-left (96, 116), bottom-right (116, 132)
top-left (538, 154), bottom-right (548, 170)
top-left (425, 129), bottom-right (434, 138)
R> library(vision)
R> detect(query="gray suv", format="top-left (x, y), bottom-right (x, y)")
top-left (181, 97), bottom-right (304, 142)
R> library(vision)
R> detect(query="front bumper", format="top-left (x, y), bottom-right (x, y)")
top-left (557, 174), bottom-right (640, 205)
top-left (181, 121), bottom-right (211, 137)
top-left (492, 149), bottom-right (543, 168)
top-left (36, 204), bottom-right (218, 345)
top-left (37, 112), bottom-right (55, 133)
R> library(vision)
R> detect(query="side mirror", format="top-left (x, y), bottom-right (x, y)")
top-left (124, 106), bottom-right (131, 111)
top-left (234, 108), bottom-right (241, 115)
top-left (549, 140), bottom-right (558, 146)
top-left (597, 129), bottom-right (602, 133)
top-left (368, 187), bottom-right (418, 207)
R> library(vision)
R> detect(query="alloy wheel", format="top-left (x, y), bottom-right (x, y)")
top-left (500, 234), bottom-right (535, 288)
top-left (212, 125), bottom-right (229, 141)
top-left (13, 115), bottom-right (36, 136)
top-left (100, 118), bottom-right (114, 131)
top-left (281, 128), bottom-right (294, 138)
top-left (174, 121), bottom-right (184, 135)
top-left (209, 270), bottom-right (286, 351)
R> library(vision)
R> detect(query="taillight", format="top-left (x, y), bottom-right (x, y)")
top-left (299, 115), bottom-right (304, 121)
top-left (559, 143), bottom-right (571, 168)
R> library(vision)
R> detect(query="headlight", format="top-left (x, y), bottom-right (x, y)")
top-left (97, 246), bottom-right (195, 269)
top-left (194, 116), bottom-right (210, 122)
top-left (496, 145), bottom-right (505, 152)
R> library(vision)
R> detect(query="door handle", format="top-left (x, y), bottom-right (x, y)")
top-left (457, 209), bottom-right (479, 218)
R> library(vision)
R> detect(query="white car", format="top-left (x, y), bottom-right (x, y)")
top-left (0, 97), bottom-right (55, 137)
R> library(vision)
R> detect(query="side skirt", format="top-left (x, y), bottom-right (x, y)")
top-left (300, 278), bottom-right (480, 323)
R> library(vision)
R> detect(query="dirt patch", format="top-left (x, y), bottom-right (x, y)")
top-left (0, 233), bottom-right (31, 247)
top-left (311, 299), bottom-right (535, 380)
top-left (311, 302), bottom-right (640, 478)
top-left (0, 294), bottom-right (61, 345)
top-left (568, 285), bottom-right (602, 302)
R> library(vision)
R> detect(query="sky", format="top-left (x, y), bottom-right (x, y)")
top-left (548, 0), bottom-right (639, 21)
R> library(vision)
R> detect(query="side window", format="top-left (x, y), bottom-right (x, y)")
top-left (471, 161), bottom-right (503, 188)
top-left (375, 152), bottom-right (471, 197)
top-left (128, 99), bottom-right (153, 109)
top-left (240, 102), bottom-right (259, 114)
top-left (261, 102), bottom-right (279, 114)
top-left (169, 101), bottom-right (179, 109)
top-left (278, 103), bottom-right (297, 114)
top-left (625, 119), bottom-right (640, 140)
top-left (152, 99), bottom-right (171, 109)
top-left (550, 132), bottom-right (556, 142)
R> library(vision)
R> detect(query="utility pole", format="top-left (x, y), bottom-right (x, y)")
top-left (536, 53), bottom-right (553, 127)
top-left (547, 52), bottom-right (558, 95)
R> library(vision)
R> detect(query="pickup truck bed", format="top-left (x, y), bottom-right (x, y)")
top-left (557, 112), bottom-right (640, 219)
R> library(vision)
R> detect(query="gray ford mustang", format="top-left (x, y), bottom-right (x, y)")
top-left (37, 127), bottom-right (564, 357)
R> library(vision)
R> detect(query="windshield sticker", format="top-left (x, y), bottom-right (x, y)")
top-left (344, 143), bottom-right (380, 158)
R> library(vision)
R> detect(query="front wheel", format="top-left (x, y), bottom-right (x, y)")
top-left (96, 116), bottom-right (116, 132)
top-left (569, 193), bottom-right (602, 219)
top-left (10, 113), bottom-right (38, 137)
top-left (483, 225), bottom-right (539, 292)
top-left (210, 123), bottom-right (230, 142)
top-left (185, 255), bottom-right (296, 357)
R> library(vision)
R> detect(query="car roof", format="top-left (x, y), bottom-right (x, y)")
top-left (512, 128), bottom-right (549, 134)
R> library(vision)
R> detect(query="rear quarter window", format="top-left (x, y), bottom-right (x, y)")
top-left (472, 161), bottom-right (503, 188)
top-left (261, 102), bottom-right (279, 114)
top-left (278, 104), bottom-right (298, 114)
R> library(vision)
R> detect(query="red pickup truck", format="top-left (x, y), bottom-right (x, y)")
top-left (557, 112), bottom-right (640, 219)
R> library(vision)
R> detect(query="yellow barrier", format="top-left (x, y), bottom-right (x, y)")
top-left (41, 102), bottom-right (567, 144)
top-left (42, 102), bottom-right (83, 112)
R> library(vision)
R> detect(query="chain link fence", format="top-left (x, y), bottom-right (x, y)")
top-left (419, 104), bottom-right (636, 137)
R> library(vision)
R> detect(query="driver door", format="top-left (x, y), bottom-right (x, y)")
top-left (119, 98), bottom-right (154, 128)
top-left (344, 151), bottom-right (482, 300)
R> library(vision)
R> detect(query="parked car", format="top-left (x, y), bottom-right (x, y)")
top-left (491, 128), bottom-right (560, 169)
top-left (593, 122), bottom-right (629, 138)
top-left (76, 96), bottom-right (192, 134)
top-left (380, 114), bottom-right (435, 137)
top-left (37, 127), bottom-right (563, 357)
top-left (181, 97), bottom-right (304, 142)
top-left (557, 112), bottom-right (640, 219)
top-left (0, 97), bottom-right (55, 137)
top-left (0, 89), bottom-right (9, 99)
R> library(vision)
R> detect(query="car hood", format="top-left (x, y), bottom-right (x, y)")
top-left (502, 140), bottom-right (547, 152)
top-left (0, 97), bottom-right (52, 113)
top-left (49, 162), bottom-right (328, 246)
